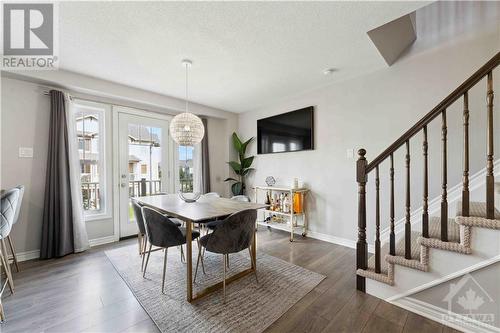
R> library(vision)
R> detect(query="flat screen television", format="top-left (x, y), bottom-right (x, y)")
top-left (257, 106), bottom-right (314, 154)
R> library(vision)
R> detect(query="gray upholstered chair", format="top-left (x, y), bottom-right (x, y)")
top-left (6, 186), bottom-right (24, 272)
top-left (206, 194), bottom-right (250, 231)
top-left (141, 206), bottom-right (204, 293)
top-left (195, 209), bottom-right (258, 302)
top-left (1, 187), bottom-right (22, 295)
top-left (131, 199), bottom-right (184, 271)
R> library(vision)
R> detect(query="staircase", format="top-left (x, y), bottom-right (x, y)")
top-left (355, 52), bottom-right (500, 325)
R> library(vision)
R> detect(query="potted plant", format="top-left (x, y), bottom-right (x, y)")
top-left (225, 132), bottom-right (255, 196)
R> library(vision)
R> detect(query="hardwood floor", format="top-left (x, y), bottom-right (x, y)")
top-left (1, 228), bottom-right (459, 333)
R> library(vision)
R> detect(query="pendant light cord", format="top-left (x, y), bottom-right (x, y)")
top-left (185, 63), bottom-right (189, 113)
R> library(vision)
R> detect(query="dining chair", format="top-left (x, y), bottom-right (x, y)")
top-left (194, 209), bottom-right (258, 302)
top-left (1, 187), bottom-right (22, 295)
top-left (230, 195), bottom-right (250, 202)
top-left (203, 192), bottom-right (220, 199)
top-left (206, 195), bottom-right (249, 233)
top-left (141, 206), bottom-right (204, 293)
top-left (203, 194), bottom-right (249, 268)
top-left (131, 199), bottom-right (184, 271)
top-left (6, 186), bottom-right (24, 273)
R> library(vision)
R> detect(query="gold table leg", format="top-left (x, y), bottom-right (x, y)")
top-left (186, 220), bottom-right (193, 302)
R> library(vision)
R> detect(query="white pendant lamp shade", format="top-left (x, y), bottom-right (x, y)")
top-left (170, 59), bottom-right (205, 146)
top-left (169, 112), bottom-right (205, 145)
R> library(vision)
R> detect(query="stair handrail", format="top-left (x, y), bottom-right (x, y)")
top-left (356, 51), bottom-right (499, 293)
top-left (366, 52), bottom-right (500, 174)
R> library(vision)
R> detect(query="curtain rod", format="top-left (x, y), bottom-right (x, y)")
top-left (41, 86), bottom-right (211, 120)
top-left (41, 88), bottom-right (180, 117)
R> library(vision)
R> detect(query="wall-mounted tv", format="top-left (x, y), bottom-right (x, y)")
top-left (257, 106), bottom-right (314, 154)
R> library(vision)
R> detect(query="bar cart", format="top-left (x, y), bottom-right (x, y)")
top-left (254, 185), bottom-right (309, 242)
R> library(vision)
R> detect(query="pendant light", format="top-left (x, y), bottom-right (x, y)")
top-left (169, 59), bottom-right (205, 146)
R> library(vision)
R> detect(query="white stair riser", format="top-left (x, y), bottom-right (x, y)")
top-left (366, 227), bottom-right (500, 300)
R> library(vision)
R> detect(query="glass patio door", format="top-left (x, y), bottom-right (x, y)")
top-left (118, 112), bottom-right (171, 238)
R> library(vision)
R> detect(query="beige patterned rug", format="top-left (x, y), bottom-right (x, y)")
top-left (105, 244), bottom-right (324, 333)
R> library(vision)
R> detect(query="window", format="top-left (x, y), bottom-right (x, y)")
top-left (128, 163), bottom-right (134, 174)
top-left (178, 145), bottom-right (194, 192)
top-left (72, 101), bottom-right (110, 219)
top-left (141, 164), bottom-right (147, 174)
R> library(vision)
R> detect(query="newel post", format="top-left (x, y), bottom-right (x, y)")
top-left (356, 149), bottom-right (368, 292)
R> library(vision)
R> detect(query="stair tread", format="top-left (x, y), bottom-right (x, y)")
top-left (456, 201), bottom-right (500, 219)
top-left (367, 216), bottom-right (461, 273)
top-left (368, 231), bottom-right (420, 274)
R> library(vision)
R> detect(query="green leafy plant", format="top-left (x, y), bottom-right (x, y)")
top-left (224, 132), bottom-right (255, 196)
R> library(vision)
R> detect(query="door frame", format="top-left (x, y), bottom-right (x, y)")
top-left (112, 106), bottom-right (175, 239)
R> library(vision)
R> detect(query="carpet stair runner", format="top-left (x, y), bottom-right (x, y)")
top-left (357, 201), bottom-right (500, 286)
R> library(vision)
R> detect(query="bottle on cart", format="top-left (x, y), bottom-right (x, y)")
top-left (283, 194), bottom-right (290, 213)
top-left (265, 191), bottom-right (271, 205)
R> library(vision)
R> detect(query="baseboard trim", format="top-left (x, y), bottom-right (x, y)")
top-left (8, 236), bottom-right (118, 263)
top-left (393, 297), bottom-right (500, 333)
top-left (7, 249), bottom-right (40, 262)
top-left (307, 230), bottom-right (374, 253)
top-left (88, 235), bottom-right (119, 247)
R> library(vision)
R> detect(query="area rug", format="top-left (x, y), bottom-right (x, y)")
top-left (105, 244), bottom-right (325, 333)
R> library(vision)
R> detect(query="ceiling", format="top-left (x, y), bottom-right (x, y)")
top-left (58, 1), bottom-right (428, 113)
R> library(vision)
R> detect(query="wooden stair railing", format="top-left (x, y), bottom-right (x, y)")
top-left (356, 52), bottom-right (500, 292)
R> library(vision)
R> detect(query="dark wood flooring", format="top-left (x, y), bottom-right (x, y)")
top-left (1, 228), bottom-right (460, 333)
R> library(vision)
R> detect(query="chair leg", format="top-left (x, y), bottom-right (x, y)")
top-left (0, 300), bottom-right (4, 323)
top-left (180, 245), bottom-right (185, 263)
top-left (249, 247), bottom-right (258, 283)
top-left (162, 248), bottom-right (168, 294)
top-left (137, 233), bottom-right (143, 255)
top-left (194, 242), bottom-right (202, 283)
top-left (222, 254), bottom-right (227, 303)
top-left (7, 236), bottom-right (19, 273)
top-left (197, 238), bottom-right (206, 274)
top-left (141, 238), bottom-right (148, 272)
top-left (143, 244), bottom-right (153, 278)
top-left (225, 254), bottom-right (230, 269)
top-left (0, 239), bottom-right (14, 293)
top-left (202, 227), bottom-right (209, 258)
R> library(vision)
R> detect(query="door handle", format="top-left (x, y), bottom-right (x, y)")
top-left (120, 183), bottom-right (127, 188)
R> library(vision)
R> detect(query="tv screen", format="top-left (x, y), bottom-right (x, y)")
top-left (257, 106), bottom-right (314, 154)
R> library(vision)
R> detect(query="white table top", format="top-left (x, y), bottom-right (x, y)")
top-left (135, 194), bottom-right (268, 222)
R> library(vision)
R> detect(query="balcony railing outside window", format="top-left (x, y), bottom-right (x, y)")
top-left (81, 177), bottom-right (195, 211)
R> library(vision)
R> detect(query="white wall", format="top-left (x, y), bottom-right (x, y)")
top-left (1, 75), bottom-right (237, 255)
top-left (237, 29), bottom-right (500, 245)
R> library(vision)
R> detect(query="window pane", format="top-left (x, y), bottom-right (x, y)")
top-left (76, 110), bottom-right (102, 212)
top-left (128, 124), bottom-right (163, 196)
top-left (178, 146), bottom-right (194, 192)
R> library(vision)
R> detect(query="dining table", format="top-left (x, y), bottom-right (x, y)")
top-left (135, 194), bottom-right (268, 302)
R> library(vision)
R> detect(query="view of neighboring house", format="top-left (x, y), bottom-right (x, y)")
top-left (76, 117), bottom-right (195, 209)
top-left (127, 124), bottom-right (162, 182)
top-left (76, 113), bottom-right (102, 210)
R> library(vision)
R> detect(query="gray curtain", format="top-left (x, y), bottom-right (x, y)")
top-left (40, 90), bottom-right (75, 258)
top-left (201, 118), bottom-right (211, 193)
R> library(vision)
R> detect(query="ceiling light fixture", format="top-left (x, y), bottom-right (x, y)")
top-left (169, 59), bottom-right (205, 146)
top-left (323, 68), bottom-right (336, 75)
